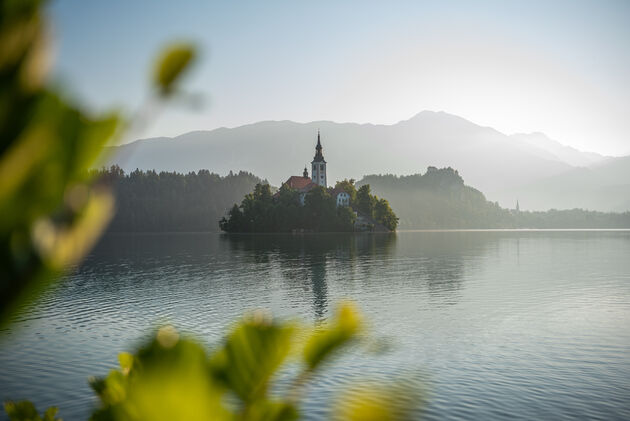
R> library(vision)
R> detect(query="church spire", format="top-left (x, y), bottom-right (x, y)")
top-left (313, 130), bottom-right (324, 162)
top-left (311, 130), bottom-right (327, 187)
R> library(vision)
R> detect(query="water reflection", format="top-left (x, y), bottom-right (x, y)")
top-left (78, 231), bottom-right (496, 313)
top-left (390, 232), bottom-right (496, 306)
top-left (222, 233), bottom-right (397, 319)
top-left (2, 231), bottom-right (630, 421)
top-left (310, 256), bottom-right (327, 320)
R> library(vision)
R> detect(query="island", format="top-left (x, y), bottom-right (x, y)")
top-left (219, 133), bottom-right (398, 233)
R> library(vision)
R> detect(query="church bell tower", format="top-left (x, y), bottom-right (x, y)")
top-left (311, 131), bottom-right (327, 187)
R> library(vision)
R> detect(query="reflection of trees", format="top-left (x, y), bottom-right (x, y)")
top-left (223, 233), bottom-right (397, 319)
top-left (310, 256), bottom-right (327, 320)
top-left (86, 233), bottom-right (223, 268)
top-left (81, 231), bottom-right (501, 313)
top-left (391, 232), bottom-right (496, 305)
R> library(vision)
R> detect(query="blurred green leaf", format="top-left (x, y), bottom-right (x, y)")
top-left (303, 302), bottom-right (362, 370)
top-left (118, 352), bottom-right (133, 374)
top-left (57, 306), bottom-right (422, 420)
top-left (3, 400), bottom-right (61, 421)
top-left (209, 313), bottom-right (295, 404)
top-left (42, 406), bottom-right (61, 421)
top-left (90, 332), bottom-right (229, 421)
top-left (0, 0), bottom-right (198, 329)
top-left (153, 43), bottom-right (196, 95)
top-left (245, 400), bottom-right (299, 421)
top-left (333, 380), bottom-right (423, 421)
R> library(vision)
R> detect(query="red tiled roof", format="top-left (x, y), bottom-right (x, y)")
top-left (284, 176), bottom-right (316, 191)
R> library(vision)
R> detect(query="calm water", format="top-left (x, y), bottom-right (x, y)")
top-left (1, 231), bottom-right (630, 420)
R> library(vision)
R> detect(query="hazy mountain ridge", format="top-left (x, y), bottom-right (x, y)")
top-left (501, 155), bottom-right (630, 212)
top-left (107, 111), bottom-right (628, 211)
top-left (510, 132), bottom-right (607, 167)
top-left (358, 168), bottom-right (630, 229)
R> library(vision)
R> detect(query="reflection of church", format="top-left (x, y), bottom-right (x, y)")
top-left (279, 132), bottom-right (350, 207)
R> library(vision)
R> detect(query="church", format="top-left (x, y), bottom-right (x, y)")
top-left (279, 132), bottom-right (350, 207)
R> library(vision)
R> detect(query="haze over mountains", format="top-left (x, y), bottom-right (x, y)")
top-left (107, 111), bottom-right (629, 212)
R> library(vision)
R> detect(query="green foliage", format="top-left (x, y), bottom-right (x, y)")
top-left (4, 401), bottom-right (61, 421)
top-left (95, 166), bottom-right (264, 232)
top-left (336, 206), bottom-right (357, 231)
top-left (89, 328), bottom-right (227, 421)
top-left (0, 0), bottom-right (197, 325)
top-left (355, 185), bottom-right (375, 216)
top-left (209, 317), bottom-right (295, 404)
top-left (154, 44), bottom-right (196, 95)
top-left (374, 198), bottom-right (399, 232)
top-left (333, 381), bottom-right (421, 421)
top-left (0, 0), bottom-right (118, 324)
top-left (303, 302), bottom-right (361, 370)
top-left (352, 184), bottom-right (398, 231)
top-left (220, 183), bottom-right (357, 233)
top-left (80, 303), bottom-right (418, 421)
top-left (304, 186), bottom-right (337, 231)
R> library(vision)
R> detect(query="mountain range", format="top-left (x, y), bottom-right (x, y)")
top-left (106, 111), bottom-right (629, 212)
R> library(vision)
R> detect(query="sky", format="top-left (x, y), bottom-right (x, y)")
top-left (49, 0), bottom-right (630, 155)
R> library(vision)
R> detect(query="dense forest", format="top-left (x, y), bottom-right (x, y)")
top-left (94, 166), bottom-right (265, 232)
top-left (360, 167), bottom-right (630, 229)
top-left (219, 182), bottom-right (398, 233)
top-left (94, 165), bottom-right (629, 233)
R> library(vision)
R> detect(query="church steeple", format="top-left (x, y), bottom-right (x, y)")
top-left (311, 130), bottom-right (327, 187)
top-left (313, 130), bottom-right (324, 162)
top-left (303, 166), bottom-right (309, 178)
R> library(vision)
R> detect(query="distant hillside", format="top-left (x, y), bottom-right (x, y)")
top-left (106, 111), bottom-right (618, 210)
top-left (96, 167), bottom-right (265, 232)
top-left (499, 155), bottom-right (630, 212)
top-left (358, 167), bottom-right (509, 229)
top-left (358, 167), bottom-right (630, 229)
top-left (93, 165), bottom-right (629, 232)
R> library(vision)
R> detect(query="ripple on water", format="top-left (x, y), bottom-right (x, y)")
top-left (1, 231), bottom-right (630, 420)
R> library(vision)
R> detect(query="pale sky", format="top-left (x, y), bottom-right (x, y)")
top-left (50, 0), bottom-right (630, 155)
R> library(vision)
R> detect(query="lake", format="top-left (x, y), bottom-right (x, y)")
top-left (1, 231), bottom-right (630, 420)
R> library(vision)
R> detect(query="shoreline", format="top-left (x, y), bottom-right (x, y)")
top-left (100, 228), bottom-right (630, 236)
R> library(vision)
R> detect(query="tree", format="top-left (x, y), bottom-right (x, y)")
top-left (0, 0), bottom-right (194, 325)
top-left (304, 186), bottom-right (337, 231)
top-left (336, 205), bottom-right (357, 231)
top-left (219, 204), bottom-right (245, 232)
top-left (239, 183), bottom-right (275, 232)
top-left (355, 185), bottom-right (375, 217)
top-left (374, 198), bottom-right (399, 231)
top-left (219, 183), bottom-right (359, 233)
top-left (96, 167), bottom-right (264, 232)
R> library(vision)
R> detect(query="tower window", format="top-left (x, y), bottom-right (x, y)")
top-left (320, 164), bottom-right (324, 170)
